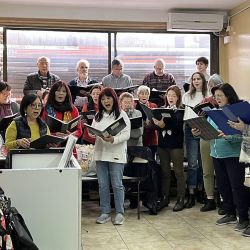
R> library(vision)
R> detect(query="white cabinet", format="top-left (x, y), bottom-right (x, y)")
top-left (0, 151), bottom-right (82, 250)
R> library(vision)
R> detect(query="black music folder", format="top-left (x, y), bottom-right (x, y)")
top-left (113, 85), bottom-right (139, 95)
top-left (81, 110), bottom-right (96, 125)
top-left (0, 113), bottom-right (19, 132)
top-left (139, 103), bottom-right (175, 120)
top-left (30, 134), bottom-right (67, 149)
top-left (45, 115), bottom-right (82, 133)
top-left (130, 116), bottom-right (143, 129)
top-left (69, 83), bottom-right (102, 97)
top-left (186, 116), bottom-right (220, 140)
top-left (84, 117), bottom-right (126, 137)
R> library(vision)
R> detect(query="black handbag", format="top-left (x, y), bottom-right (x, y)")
top-left (8, 207), bottom-right (39, 250)
top-left (0, 187), bottom-right (39, 250)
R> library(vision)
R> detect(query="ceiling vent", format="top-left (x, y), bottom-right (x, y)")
top-left (167, 12), bottom-right (224, 32)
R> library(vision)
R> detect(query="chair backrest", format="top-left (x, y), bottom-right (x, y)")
top-left (127, 146), bottom-right (153, 163)
top-left (125, 146), bottom-right (153, 178)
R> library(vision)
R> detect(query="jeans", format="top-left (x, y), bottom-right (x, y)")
top-left (184, 124), bottom-right (203, 189)
top-left (96, 161), bottom-right (125, 214)
top-left (213, 157), bottom-right (249, 221)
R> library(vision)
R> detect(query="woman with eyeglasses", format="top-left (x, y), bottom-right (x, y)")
top-left (5, 94), bottom-right (49, 150)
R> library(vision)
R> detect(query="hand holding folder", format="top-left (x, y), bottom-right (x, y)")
top-left (45, 115), bottom-right (82, 133)
top-left (84, 117), bottom-right (126, 137)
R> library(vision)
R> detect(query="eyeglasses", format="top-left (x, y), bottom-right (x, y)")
top-left (29, 103), bottom-right (42, 109)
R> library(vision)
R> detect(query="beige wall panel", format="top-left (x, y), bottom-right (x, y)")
top-left (221, 1), bottom-right (250, 101)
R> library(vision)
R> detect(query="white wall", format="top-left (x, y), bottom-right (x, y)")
top-left (0, 3), bottom-right (167, 22)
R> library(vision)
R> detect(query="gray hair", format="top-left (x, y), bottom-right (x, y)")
top-left (154, 58), bottom-right (165, 68)
top-left (37, 56), bottom-right (50, 64)
top-left (76, 59), bottom-right (90, 71)
top-left (137, 85), bottom-right (150, 96)
top-left (208, 74), bottom-right (224, 87)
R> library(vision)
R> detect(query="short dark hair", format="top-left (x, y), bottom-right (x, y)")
top-left (45, 80), bottom-right (73, 111)
top-left (196, 57), bottom-right (209, 66)
top-left (0, 81), bottom-right (11, 92)
top-left (95, 87), bottom-right (120, 122)
top-left (111, 59), bottom-right (123, 68)
top-left (20, 94), bottom-right (43, 117)
top-left (215, 83), bottom-right (240, 104)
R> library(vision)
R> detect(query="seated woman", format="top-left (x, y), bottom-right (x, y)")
top-left (5, 94), bottom-right (49, 150)
top-left (0, 81), bottom-right (19, 140)
top-left (119, 92), bottom-right (143, 146)
top-left (81, 84), bottom-right (102, 144)
top-left (42, 81), bottom-right (82, 140)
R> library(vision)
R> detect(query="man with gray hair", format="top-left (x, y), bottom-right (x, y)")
top-left (143, 58), bottom-right (176, 91)
top-left (23, 56), bottom-right (60, 96)
top-left (102, 59), bottom-right (132, 88)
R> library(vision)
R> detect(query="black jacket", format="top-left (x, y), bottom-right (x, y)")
top-left (23, 71), bottom-right (60, 95)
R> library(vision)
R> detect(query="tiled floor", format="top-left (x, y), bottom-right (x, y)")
top-left (81, 200), bottom-right (250, 250)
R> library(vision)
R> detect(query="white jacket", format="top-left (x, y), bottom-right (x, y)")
top-left (92, 110), bottom-right (131, 163)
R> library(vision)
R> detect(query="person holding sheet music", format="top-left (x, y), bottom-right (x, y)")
top-left (102, 59), bottom-right (133, 88)
top-left (68, 59), bottom-right (98, 105)
top-left (5, 94), bottom-right (49, 150)
top-left (81, 85), bottom-right (103, 144)
top-left (92, 87), bottom-right (130, 225)
top-left (182, 72), bottom-right (209, 208)
top-left (42, 81), bottom-right (82, 139)
top-left (119, 92), bottom-right (143, 147)
top-left (135, 85), bottom-right (158, 160)
top-left (0, 81), bottom-right (19, 140)
top-left (152, 85), bottom-right (185, 211)
top-left (192, 83), bottom-right (249, 233)
top-left (199, 74), bottom-right (223, 213)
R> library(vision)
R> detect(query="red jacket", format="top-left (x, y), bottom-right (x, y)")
top-left (81, 103), bottom-right (98, 144)
top-left (143, 101), bottom-right (158, 146)
top-left (42, 105), bottom-right (82, 139)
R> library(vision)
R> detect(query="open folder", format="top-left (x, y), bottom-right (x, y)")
top-left (30, 134), bottom-right (67, 149)
top-left (205, 109), bottom-right (241, 135)
top-left (139, 103), bottom-right (174, 120)
top-left (0, 113), bottom-right (19, 132)
top-left (130, 116), bottom-right (143, 129)
top-left (84, 117), bottom-right (126, 137)
top-left (45, 115), bottom-right (82, 133)
top-left (186, 116), bottom-right (220, 140)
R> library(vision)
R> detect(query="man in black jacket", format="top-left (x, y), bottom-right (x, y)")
top-left (23, 56), bottom-right (60, 96)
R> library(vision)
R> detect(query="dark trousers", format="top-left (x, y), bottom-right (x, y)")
top-left (213, 157), bottom-right (249, 222)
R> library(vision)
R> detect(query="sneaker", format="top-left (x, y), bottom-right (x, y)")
top-left (234, 220), bottom-right (249, 232)
top-left (242, 226), bottom-right (250, 237)
top-left (200, 199), bottom-right (216, 212)
top-left (113, 213), bottom-right (125, 225)
top-left (96, 213), bottom-right (111, 224)
top-left (216, 214), bottom-right (237, 225)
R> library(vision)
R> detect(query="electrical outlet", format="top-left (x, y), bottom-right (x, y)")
top-left (224, 36), bottom-right (231, 44)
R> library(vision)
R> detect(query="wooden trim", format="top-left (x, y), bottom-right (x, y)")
top-left (0, 17), bottom-right (166, 32)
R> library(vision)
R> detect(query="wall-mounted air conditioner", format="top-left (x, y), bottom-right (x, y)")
top-left (167, 12), bottom-right (224, 32)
